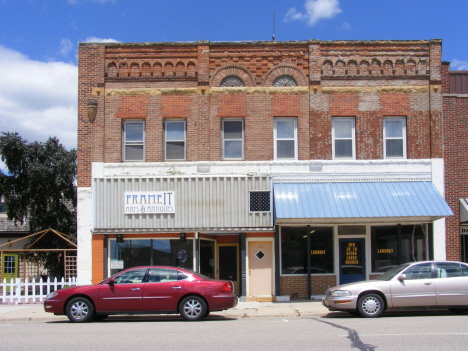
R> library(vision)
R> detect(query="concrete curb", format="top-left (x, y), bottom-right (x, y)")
top-left (0, 300), bottom-right (330, 322)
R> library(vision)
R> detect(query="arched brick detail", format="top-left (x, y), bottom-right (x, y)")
top-left (371, 59), bottom-right (381, 76)
top-left (335, 60), bottom-right (346, 76)
top-left (176, 62), bottom-right (185, 76)
top-left (153, 62), bottom-right (162, 76)
top-left (406, 60), bottom-right (416, 75)
top-left (107, 62), bottom-right (117, 78)
top-left (187, 62), bottom-right (196, 76)
top-left (142, 62), bottom-right (152, 77)
top-left (348, 60), bottom-right (358, 75)
top-left (383, 60), bottom-right (393, 76)
top-left (360, 60), bottom-right (370, 76)
top-left (322, 60), bottom-right (333, 76)
top-left (130, 62), bottom-right (140, 77)
top-left (211, 65), bottom-right (255, 87)
top-left (395, 60), bottom-right (405, 76)
top-left (263, 64), bottom-right (307, 86)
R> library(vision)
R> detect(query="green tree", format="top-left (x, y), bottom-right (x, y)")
top-left (0, 132), bottom-right (77, 250)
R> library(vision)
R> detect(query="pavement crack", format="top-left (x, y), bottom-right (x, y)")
top-left (311, 319), bottom-right (376, 351)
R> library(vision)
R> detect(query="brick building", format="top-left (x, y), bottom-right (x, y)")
top-left (77, 39), bottom-right (452, 300)
top-left (442, 65), bottom-right (468, 262)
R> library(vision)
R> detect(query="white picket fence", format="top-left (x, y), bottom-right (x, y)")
top-left (1, 277), bottom-right (77, 304)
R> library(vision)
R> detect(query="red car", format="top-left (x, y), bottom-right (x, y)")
top-left (44, 266), bottom-right (238, 322)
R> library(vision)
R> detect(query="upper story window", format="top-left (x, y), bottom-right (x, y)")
top-left (383, 117), bottom-right (406, 159)
top-left (274, 118), bottom-right (297, 160)
top-left (273, 75), bottom-right (298, 87)
top-left (220, 75), bottom-right (245, 87)
top-left (332, 117), bottom-right (355, 160)
top-left (165, 120), bottom-right (186, 160)
top-left (222, 119), bottom-right (244, 160)
top-left (123, 121), bottom-right (145, 161)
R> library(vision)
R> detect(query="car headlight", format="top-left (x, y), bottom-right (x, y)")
top-left (45, 292), bottom-right (59, 300)
top-left (331, 290), bottom-right (352, 297)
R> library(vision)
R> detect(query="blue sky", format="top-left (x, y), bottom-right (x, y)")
top-left (1, 0), bottom-right (468, 163)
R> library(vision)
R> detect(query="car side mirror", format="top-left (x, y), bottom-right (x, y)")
top-left (398, 274), bottom-right (407, 281)
top-left (108, 277), bottom-right (115, 286)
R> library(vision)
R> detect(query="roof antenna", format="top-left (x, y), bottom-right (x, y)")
top-left (272, 11), bottom-right (275, 41)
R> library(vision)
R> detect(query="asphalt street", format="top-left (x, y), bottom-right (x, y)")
top-left (1, 311), bottom-right (467, 351)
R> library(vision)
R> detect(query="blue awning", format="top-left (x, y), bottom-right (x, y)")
top-left (273, 182), bottom-right (453, 223)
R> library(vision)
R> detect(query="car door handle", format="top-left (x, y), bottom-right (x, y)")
top-left (131, 288), bottom-right (141, 291)
top-left (172, 286), bottom-right (182, 289)
top-left (424, 282), bottom-right (432, 285)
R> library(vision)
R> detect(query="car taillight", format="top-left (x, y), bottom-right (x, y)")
top-left (221, 282), bottom-right (232, 292)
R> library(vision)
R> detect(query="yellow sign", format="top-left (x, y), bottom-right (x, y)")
top-left (378, 249), bottom-right (394, 254)
top-left (311, 250), bottom-right (326, 255)
top-left (345, 242), bottom-right (359, 265)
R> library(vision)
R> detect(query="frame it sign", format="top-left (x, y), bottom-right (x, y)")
top-left (125, 191), bottom-right (175, 214)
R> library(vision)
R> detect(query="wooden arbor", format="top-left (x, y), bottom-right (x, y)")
top-left (0, 229), bottom-right (77, 281)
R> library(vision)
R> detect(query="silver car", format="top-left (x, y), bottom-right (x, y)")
top-left (322, 261), bottom-right (468, 317)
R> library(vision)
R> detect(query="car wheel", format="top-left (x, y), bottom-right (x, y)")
top-left (357, 293), bottom-right (384, 318)
top-left (179, 296), bottom-right (207, 321)
top-left (66, 297), bottom-right (94, 323)
top-left (449, 308), bottom-right (468, 314)
top-left (92, 314), bottom-right (109, 321)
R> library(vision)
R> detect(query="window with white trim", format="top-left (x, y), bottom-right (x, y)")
top-left (123, 121), bottom-right (145, 161)
top-left (165, 120), bottom-right (186, 160)
top-left (274, 118), bottom-right (297, 160)
top-left (383, 117), bottom-right (406, 159)
top-left (222, 119), bottom-right (244, 160)
top-left (332, 117), bottom-right (355, 159)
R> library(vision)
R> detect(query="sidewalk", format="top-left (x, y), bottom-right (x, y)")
top-left (0, 299), bottom-right (330, 322)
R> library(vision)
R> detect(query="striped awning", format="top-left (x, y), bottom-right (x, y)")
top-left (273, 182), bottom-right (453, 223)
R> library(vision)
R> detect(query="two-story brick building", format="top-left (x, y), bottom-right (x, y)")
top-left (77, 39), bottom-right (452, 300)
top-left (442, 64), bottom-right (468, 263)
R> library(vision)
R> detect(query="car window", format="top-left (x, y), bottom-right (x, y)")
top-left (403, 263), bottom-right (432, 280)
top-left (114, 268), bottom-right (148, 284)
top-left (148, 268), bottom-right (179, 283)
top-left (436, 262), bottom-right (463, 278)
top-left (462, 264), bottom-right (468, 276)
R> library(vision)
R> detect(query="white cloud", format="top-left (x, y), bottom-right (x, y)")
top-left (0, 45), bottom-right (77, 151)
top-left (340, 21), bottom-right (351, 30)
top-left (85, 37), bottom-right (120, 43)
top-left (60, 38), bottom-right (73, 56)
top-left (284, 0), bottom-right (342, 26)
top-left (451, 59), bottom-right (468, 71)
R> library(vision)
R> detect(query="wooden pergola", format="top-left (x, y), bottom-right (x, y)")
top-left (0, 229), bottom-right (77, 280)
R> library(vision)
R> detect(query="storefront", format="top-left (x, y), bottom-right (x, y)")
top-left (274, 181), bottom-right (453, 298)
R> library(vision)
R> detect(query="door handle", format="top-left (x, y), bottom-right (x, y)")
top-left (424, 282), bottom-right (432, 285)
top-left (172, 286), bottom-right (182, 289)
top-left (131, 288), bottom-right (140, 291)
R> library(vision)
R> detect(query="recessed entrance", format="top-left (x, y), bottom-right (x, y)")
top-left (339, 238), bottom-right (366, 285)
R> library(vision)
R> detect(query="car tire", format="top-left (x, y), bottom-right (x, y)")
top-left (179, 296), bottom-right (207, 321)
top-left (65, 297), bottom-right (95, 323)
top-left (357, 293), bottom-right (384, 318)
top-left (449, 308), bottom-right (468, 315)
top-left (92, 314), bottom-right (109, 321)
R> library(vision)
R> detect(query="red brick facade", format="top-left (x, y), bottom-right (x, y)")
top-left (78, 39), bottom-right (445, 296)
top-left (78, 40), bottom-right (442, 186)
top-left (442, 63), bottom-right (468, 261)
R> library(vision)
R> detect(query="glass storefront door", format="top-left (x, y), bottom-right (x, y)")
top-left (339, 238), bottom-right (366, 285)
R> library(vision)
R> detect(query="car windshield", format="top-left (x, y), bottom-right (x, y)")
top-left (374, 264), bottom-right (409, 281)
